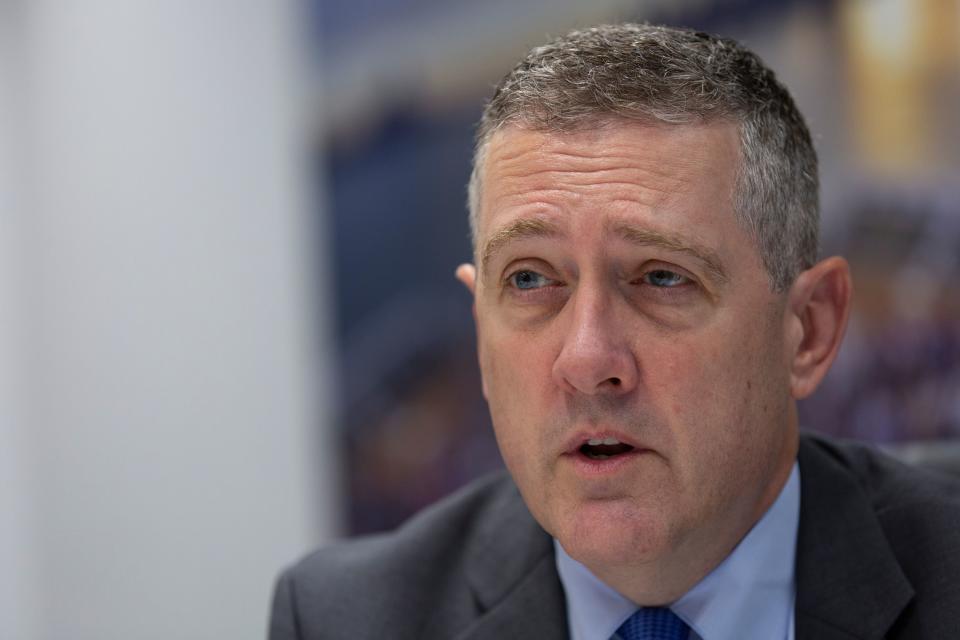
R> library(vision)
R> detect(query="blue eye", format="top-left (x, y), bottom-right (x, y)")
top-left (510, 270), bottom-right (554, 290)
top-left (644, 269), bottom-right (688, 287)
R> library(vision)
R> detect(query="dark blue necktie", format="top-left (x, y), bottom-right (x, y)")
top-left (615, 608), bottom-right (691, 640)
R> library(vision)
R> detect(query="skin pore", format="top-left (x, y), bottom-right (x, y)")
top-left (457, 120), bottom-right (851, 605)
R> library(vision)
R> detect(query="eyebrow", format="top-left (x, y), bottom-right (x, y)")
top-left (608, 221), bottom-right (729, 285)
top-left (479, 217), bottom-right (729, 285)
top-left (480, 217), bottom-right (561, 275)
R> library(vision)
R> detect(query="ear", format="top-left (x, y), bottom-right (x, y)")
top-left (455, 263), bottom-right (477, 296)
top-left (786, 256), bottom-right (853, 399)
top-left (455, 263), bottom-right (488, 398)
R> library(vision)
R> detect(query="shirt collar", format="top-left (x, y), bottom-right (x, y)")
top-left (555, 463), bottom-right (800, 640)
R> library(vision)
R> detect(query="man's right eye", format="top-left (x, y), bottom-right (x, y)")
top-left (509, 270), bottom-right (555, 290)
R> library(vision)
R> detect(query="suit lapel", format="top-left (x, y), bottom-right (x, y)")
top-left (456, 553), bottom-right (568, 639)
top-left (794, 436), bottom-right (914, 640)
top-left (455, 479), bottom-right (568, 640)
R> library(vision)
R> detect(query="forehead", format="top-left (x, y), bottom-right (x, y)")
top-left (476, 120), bottom-right (745, 264)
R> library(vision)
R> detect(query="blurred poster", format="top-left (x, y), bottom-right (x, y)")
top-left (315, 0), bottom-right (960, 533)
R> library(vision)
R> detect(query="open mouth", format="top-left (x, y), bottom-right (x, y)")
top-left (578, 437), bottom-right (635, 460)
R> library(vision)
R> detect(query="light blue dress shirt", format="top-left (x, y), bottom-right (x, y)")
top-left (555, 463), bottom-right (800, 640)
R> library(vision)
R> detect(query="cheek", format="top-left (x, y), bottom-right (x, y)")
top-left (478, 325), bottom-right (553, 444)
top-left (654, 328), bottom-right (782, 452)
top-left (668, 321), bottom-right (792, 483)
top-left (478, 329), bottom-right (561, 526)
top-left (647, 337), bottom-right (730, 427)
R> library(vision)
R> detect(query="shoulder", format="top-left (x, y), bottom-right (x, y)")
top-left (287, 470), bottom-right (518, 588)
top-left (800, 432), bottom-right (960, 525)
top-left (270, 470), bottom-right (538, 640)
top-left (798, 433), bottom-right (960, 633)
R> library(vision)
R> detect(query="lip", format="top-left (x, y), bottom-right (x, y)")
top-left (565, 447), bottom-right (649, 477)
top-left (559, 429), bottom-right (652, 477)
top-left (560, 429), bottom-right (644, 455)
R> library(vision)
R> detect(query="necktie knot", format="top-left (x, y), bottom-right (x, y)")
top-left (615, 607), bottom-right (690, 640)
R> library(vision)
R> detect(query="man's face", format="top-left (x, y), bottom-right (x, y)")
top-left (462, 121), bottom-right (800, 585)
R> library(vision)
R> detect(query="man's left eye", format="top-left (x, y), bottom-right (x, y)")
top-left (643, 269), bottom-right (689, 288)
top-left (509, 270), bottom-right (555, 290)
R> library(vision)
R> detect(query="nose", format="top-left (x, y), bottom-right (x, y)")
top-left (551, 288), bottom-right (639, 396)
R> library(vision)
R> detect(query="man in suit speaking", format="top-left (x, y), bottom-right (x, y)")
top-left (270, 24), bottom-right (960, 639)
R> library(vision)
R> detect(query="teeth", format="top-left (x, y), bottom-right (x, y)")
top-left (586, 437), bottom-right (622, 446)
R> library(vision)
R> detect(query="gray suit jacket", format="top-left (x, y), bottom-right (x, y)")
top-left (269, 435), bottom-right (960, 639)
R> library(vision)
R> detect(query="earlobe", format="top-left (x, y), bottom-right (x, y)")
top-left (787, 257), bottom-right (853, 399)
top-left (455, 263), bottom-right (477, 296)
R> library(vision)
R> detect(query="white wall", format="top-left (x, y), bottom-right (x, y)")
top-left (1, 1), bottom-right (339, 638)
top-left (1, 4), bottom-right (38, 637)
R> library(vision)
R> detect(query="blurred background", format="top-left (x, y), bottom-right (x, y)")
top-left (325, 0), bottom-right (960, 533)
top-left (2, 0), bottom-right (958, 638)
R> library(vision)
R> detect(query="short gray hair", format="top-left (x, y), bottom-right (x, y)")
top-left (468, 23), bottom-right (818, 291)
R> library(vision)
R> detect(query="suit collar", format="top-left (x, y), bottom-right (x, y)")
top-left (456, 476), bottom-right (568, 640)
top-left (795, 435), bottom-right (915, 639)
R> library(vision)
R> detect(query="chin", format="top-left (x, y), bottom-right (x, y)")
top-left (556, 499), bottom-right (670, 571)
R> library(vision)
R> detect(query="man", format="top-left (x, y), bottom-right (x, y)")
top-left (270, 24), bottom-right (960, 639)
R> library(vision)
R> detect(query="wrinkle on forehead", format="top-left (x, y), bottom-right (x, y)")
top-left (480, 124), bottom-right (736, 227)
top-left (488, 143), bottom-right (696, 188)
top-left (474, 122), bottom-right (743, 286)
top-left (485, 121), bottom-right (734, 172)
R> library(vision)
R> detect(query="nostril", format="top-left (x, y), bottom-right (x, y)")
top-left (609, 377), bottom-right (621, 386)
